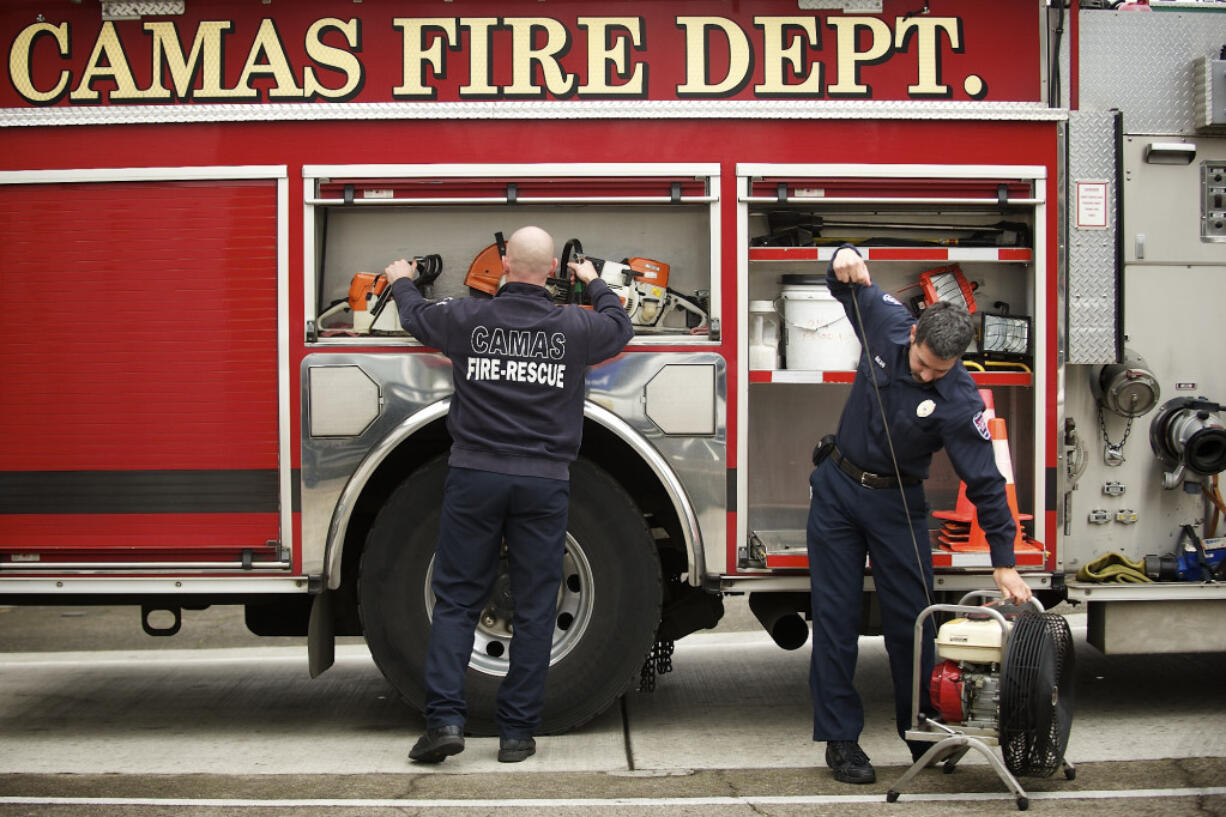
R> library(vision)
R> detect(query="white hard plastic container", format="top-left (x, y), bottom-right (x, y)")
top-left (779, 277), bottom-right (860, 370)
top-left (748, 300), bottom-right (780, 370)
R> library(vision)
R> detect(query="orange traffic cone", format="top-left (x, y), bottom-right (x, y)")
top-left (934, 390), bottom-right (996, 527)
top-left (987, 416), bottom-right (1030, 552)
top-left (937, 413), bottom-right (1038, 553)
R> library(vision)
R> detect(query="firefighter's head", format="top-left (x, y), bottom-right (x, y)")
top-left (503, 225), bottom-right (558, 285)
top-left (909, 300), bottom-right (973, 383)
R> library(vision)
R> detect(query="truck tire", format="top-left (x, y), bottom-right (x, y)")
top-left (359, 454), bottom-right (663, 735)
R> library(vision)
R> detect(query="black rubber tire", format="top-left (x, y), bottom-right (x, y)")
top-left (359, 454), bottom-right (663, 736)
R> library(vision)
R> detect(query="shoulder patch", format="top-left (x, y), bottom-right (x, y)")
top-left (972, 411), bottom-right (991, 440)
top-left (882, 293), bottom-right (902, 306)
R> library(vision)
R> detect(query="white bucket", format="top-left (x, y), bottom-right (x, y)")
top-left (748, 300), bottom-right (780, 370)
top-left (780, 281), bottom-right (861, 370)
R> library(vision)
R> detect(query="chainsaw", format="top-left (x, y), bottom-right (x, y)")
top-left (465, 234), bottom-right (708, 330)
top-left (558, 237), bottom-right (708, 330)
top-left (316, 254), bottom-right (443, 335)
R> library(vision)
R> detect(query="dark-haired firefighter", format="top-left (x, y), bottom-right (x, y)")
top-left (807, 245), bottom-right (1033, 784)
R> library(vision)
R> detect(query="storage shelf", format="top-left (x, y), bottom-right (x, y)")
top-left (763, 550), bottom-right (1047, 570)
top-left (752, 527), bottom-right (1047, 571)
top-left (749, 369), bottom-right (1032, 386)
top-left (749, 246), bottom-right (1032, 263)
top-left (749, 370), bottom-right (855, 384)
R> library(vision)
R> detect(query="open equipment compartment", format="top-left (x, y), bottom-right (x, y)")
top-left (735, 164), bottom-right (1046, 575)
top-left (302, 164), bottom-right (722, 345)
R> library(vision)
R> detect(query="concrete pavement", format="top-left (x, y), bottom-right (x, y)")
top-left (1, 612), bottom-right (1224, 777)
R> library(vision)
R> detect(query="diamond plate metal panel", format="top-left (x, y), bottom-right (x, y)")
top-left (1067, 109), bottom-right (1120, 364)
top-left (799, 0), bottom-right (883, 9)
top-left (1194, 56), bottom-right (1226, 128)
top-left (1079, 12), bottom-right (1226, 135)
top-left (0, 99), bottom-right (1062, 129)
top-left (101, 1), bottom-right (184, 20)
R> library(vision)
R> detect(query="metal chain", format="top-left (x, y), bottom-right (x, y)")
top-left (1096, 402), bottom-right (1134, 466)
top-left (654, 639), bottom-right (675, 676)
top-left (638, 651), bottom-right (655, 693)
top-left (636, 639), bottom-right (676, 693)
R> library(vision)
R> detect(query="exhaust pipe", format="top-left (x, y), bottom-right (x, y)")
top-left (749, 592), bottom-right (810, 650)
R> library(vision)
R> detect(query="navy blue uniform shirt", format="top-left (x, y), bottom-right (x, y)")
top-left (391, 276), bottom-right (633, 481)
top-left (827, 251), bottom-right (1018, 568)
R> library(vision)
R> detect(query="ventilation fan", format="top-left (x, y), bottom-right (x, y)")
top-left (999, 610), bottom-right (1077, 779)
top-left (887, 592), bottom-right (1076, 811)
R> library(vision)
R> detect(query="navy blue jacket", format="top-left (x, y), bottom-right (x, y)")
top-left (827, 251), bottom-right (1018, 568)
top-left (391, 277), bottom-right (633, 480)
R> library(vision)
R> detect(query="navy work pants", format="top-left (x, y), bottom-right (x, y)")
top-left (423, 466), bottom-right (570, 739)
top-left (806, 458), bottom-right (936, 743)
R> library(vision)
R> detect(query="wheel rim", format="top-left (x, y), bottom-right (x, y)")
top-left (424, 533), bottom-right (596, 677)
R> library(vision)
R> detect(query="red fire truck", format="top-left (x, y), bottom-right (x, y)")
top-left (2, 0), bottom-right (1224, 735)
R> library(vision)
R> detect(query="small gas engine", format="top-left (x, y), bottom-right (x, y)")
top-left (930, 614), bottom-right (1009, 731)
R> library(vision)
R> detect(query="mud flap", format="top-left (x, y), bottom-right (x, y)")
top-left (308, 589), bottom-right (335, 678)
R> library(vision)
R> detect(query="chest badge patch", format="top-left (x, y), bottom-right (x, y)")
top-left (973, 411), bottom-right (991, 440)
top-left (916, 399), bottom-right (935, 418)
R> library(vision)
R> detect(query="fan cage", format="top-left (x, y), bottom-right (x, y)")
top-left (999, 610), bottom-right (1075, 777)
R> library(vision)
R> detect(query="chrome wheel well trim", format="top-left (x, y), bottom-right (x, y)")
top-left (323, 399), bottom-right (451, 590)
top-left (581, 402), bottom-right (704, 588)
top-left (323, 399), bottom-right (704, 590)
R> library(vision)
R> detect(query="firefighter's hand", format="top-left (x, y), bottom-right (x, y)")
top-left (831, 247), bottom-right (871, 287)
top-left (384, 258), bottom-right (417, 285)
top-left (569, 258), bottom-right (598, 285)
top-left (993, 566), bottom-right (1033, 604)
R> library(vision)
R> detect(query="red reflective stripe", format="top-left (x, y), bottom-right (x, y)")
top-left (867, 248), bottom-right (949, 261)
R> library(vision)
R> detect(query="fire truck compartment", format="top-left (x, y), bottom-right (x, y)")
top-left (737, 166), bottom-right (1044, 577)
top-left (305, 167), bottom-right (722, 344)
top-left (0, 173), bottom-right (287, 570)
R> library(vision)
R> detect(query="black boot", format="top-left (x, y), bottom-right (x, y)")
top-left (825, 740), bottom-right (876, 784)
top-left (498, 737), bottom-right (536, 763)
top-left (408, 725), bottom-right (465, 763)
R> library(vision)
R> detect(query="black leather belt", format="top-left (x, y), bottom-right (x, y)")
top-left (830, 444), bottom-right (921, 489)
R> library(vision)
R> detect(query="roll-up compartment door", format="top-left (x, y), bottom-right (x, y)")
top-left (0, 179), bottom-right (281, 565)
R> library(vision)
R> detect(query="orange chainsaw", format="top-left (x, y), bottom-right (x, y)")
top-left (465, 234), bottom-right (707, 329)
top-left (559, 238), bottom-right (707, 329)
top-left (317, 254), bottom-right (443, 334)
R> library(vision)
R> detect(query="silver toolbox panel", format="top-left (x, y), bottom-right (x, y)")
top-left (1123, 135), bottom-right (1226, 265)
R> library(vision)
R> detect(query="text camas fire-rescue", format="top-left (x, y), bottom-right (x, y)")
top-left (467, 325), bottom-right (567, 389)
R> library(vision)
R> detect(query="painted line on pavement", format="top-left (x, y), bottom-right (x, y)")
top-left (0, 630), bottom-right (784, 668)
top-left (2, 786), bottom-right (1223, 809)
